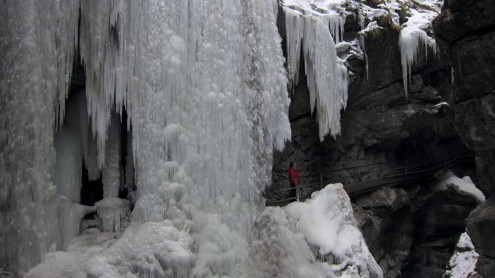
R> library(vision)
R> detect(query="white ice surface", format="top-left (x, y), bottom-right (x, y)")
top-left (25, 184), bottom-right (383, 278)
top-left (399, 9), bottom-right (439, 98)
top-left (2, 0), bottom-right (290, 275)
top-left (283, 2), bottom-right (348, 140)
top-left (439, 171), bottom-right (485, 202)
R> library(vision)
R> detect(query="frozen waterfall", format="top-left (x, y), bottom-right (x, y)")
top-left (1, 0), bottom-right (289, 275)
top-left (0, 0), bottom-right (381, 277)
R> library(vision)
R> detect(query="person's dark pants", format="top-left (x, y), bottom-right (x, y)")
top-left (290, 182), bottom-right (296, 199)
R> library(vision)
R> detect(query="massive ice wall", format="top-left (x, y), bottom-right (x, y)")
top-left (0, 0), bottom-right (290, 275)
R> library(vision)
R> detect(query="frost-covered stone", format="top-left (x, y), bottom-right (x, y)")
top-left (443, 233), bottom-right (479, 278)
top-left (254, 184), bottom-right (383, 278)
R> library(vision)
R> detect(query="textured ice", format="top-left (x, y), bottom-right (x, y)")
top-left (0, 0), bottom-right (290, 275)
top-left (252, 184), bottom-right (383, 278)
top-left (95, 197), bottom-right (129, 233)
top-left (283, 1), bottom-right (348, 140)
top-left (399, 7), bottom-right (439, 99)
top-left (438, 171), bottom-right (485, 202)
top-left (25, 184), bottom-right (383, 278)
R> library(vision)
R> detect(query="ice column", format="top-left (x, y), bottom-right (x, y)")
top-left (98, 113), bottom-right (129, 232)
top-left (102, 113), bottom-right (121, 198)
top-left (284, 8), bottom-right (348, 140)
top-left (54, 91), bottom-right (96, 249)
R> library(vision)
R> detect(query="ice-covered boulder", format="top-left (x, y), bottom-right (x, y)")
top-left (253, 184), bottom-right (383, 278)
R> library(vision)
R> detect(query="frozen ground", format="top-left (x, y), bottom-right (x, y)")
top-left (25, 184), bottom-right (382, 278)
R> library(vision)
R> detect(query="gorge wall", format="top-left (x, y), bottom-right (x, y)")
top-left (434, 0), bottom-right (495, 276)
top-left (269, 1), bottom-right (484, 277)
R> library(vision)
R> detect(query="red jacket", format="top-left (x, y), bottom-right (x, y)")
top-left (288, 168), bottom-right (300, 184)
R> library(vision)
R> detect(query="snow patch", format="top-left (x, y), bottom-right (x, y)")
top-left (439, 171), bottom-right (485, 202)
top-left (443, 233), bottom-right (479, 278)
top-left (253, 184), bottom-right (383, 278)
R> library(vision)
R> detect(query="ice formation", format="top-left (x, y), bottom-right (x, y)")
top-left (438, 171), bottom-right (485, 202)
top-left (1, 0), bottom-right (290, 275)
top-left (0, 0), bottom-right (444, 276)
top-left (399, 6), bottom-right (439, 99)
top-left (282, 0), bottom-right (349, 140)
top-left (443, 233), bottom-right (479, 278)
top-left (252, 184), bottom-right (383, 278)
top-left (25, 184), bottom-right (383, 278)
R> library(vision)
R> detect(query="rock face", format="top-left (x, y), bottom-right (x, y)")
top-left (269, 2), bottom-right (480, 277)
top-left (433, 0), bottom-right (495, 276)
top-left (270, 3), bottom-right (472, 206)
top-left (353, 180), bottom-right (481, 278)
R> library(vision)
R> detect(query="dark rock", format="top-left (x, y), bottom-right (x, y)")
top-left (467, 199), bottom-right (495, 257)
top-left (410, 86), bottom-right (441, 104)
top-left (454, 95), bottom-right (495, 152)
top-left (354, 183), bottom-right (481, 278)
top-left (362, 26), bottom-right (402, 92)
top-left (434, 0), bottom-right (495, 276)
top-left (451, 32), bottom-right (495, 103)
top-left (433, 0), bottom-right (495, 44)
top-left (409, 74), bottom-right (425, 94)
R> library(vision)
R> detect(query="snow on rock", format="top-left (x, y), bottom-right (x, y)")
top-left (443, 233), bottom-right (479, 278)
top-left (283, 1), bottom-right (348, 140)
top-left (438, 171), bottom-right (485, 202)
top-left (253, 184), bottom-right (383, 278)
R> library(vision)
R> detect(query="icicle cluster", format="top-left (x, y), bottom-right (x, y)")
top-left (399, 11), bottom-right (438, 99)
top-left (284, 6), bottom-right (348, 140)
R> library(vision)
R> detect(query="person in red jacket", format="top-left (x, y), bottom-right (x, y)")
top-left (288, 161), bottom-right (300, 201)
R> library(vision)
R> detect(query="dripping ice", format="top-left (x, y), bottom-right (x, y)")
top-left (1, 0), bottom-right (382, 277)
top-left (399, 8), bottom-right (439, 99)
top-left (283, 0), bottom-right (348, 141)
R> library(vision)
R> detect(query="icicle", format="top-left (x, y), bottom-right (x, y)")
top-left (326, 13), bottom-right (345, 44)
top-left (2, 0), bottom-right (291, 275)
top-left (399, 11), bottom-right (438, 99)
top-left (284, 7), bottom-right (348, 141)
top-left (284, 8), bottom-right (305, 89)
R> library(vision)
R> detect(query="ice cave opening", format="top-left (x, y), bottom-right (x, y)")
top-left (54, 58), bottom-right (135, 249)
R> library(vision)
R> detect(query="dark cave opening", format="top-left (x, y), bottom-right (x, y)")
top-left (80, 163), bottom-right (103, 206)
top-left (56, 50), bottom-right (136, 214)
